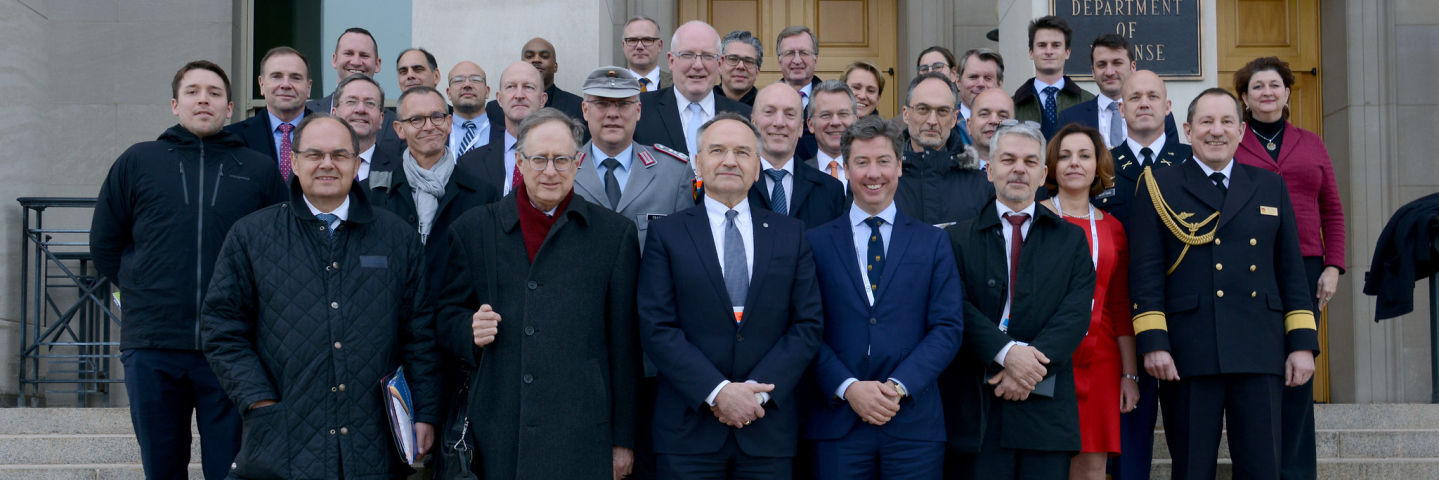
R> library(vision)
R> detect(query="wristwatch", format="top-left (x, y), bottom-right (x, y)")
top-left (893, 381), bottom-right (909, 398)
top-left (1122, 374), bottom-right (1140, 382)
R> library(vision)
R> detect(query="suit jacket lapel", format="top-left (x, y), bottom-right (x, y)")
top-left (828, 220), bottom-right (869, 305)
top-left (657, 91), bottom-right (688, 154)
top-left (487, 146), bottom-right (507, 189)
top-left (683, 208), bottom-right (734, 312)
top-left (1180, 159), bottom-right (1225, 212)
top-left (617, 154), bottom-right (658, 212)
top-left (739, 207), bottom-right (776, 331)
top-left (873, 214), bottom-right (915, 304)
top-left (1217, 163), bottom-right (1258, 231)
top-left (573, 148), bottom-right (607, 206)
top-left (1275, 122), bottom-right (1299, 166)
top-left (789, 163), bottom-right (816, 219)
top-left (1111, 143), bottom-right (1141, 184)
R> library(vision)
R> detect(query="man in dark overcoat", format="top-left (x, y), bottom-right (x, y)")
top-left (436, 108), bottom-right (644, 479)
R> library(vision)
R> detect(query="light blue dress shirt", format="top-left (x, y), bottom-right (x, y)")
top-left (591, 143), bottom-right (635, 194)
top-left (269, 110), bottom-right (305, 163)
top-left (450, 113), bottom-right (491, 155)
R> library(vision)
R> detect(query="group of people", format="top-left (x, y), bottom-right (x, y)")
top-left (89, 12), bottom-right (1346, 480)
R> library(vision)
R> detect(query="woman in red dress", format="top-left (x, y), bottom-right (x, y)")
top-left (1042, 124), bottom-right (1140, 480)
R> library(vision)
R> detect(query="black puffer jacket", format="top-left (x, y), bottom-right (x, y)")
top-left (894, 129), bottom-right (994, 228)
top-left (90, 125), bottom-right (288, 350)
top-left (201, 181), bottom-right (440, 480)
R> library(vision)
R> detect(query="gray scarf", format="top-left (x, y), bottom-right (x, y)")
top-left (401, 147), bottom-right (456, 244)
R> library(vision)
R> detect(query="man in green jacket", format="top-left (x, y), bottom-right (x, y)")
top-left (1011, 16), bottom-right (1095, 139)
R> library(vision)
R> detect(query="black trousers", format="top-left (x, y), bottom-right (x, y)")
top-left (1162, 373), bottom-right (1282, 480)
top-left (631, 376), bottom-right (659, 480)
top-left (657, 430), bottom-right (793, 480)
top-left (122, 348), bottom-right (242, 480)
top-left (943, 397), bottom-right (1072, 480)
top-left (1279, 257), bottom-right (1324, 480)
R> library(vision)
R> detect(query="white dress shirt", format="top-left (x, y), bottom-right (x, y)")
top-left (995, 199), bottom-right (1035, 366)
top-left (817, 150), bottom-right (847, 189)
top-left (675, 88), bottom-right (717, 141)
top-left (798, 81), bottom-right (815, 109)
top-left (701, 194), bottom-right (767, 406)
top-left (1194, 157), bottom-right (1235, 188)
top-left (630, 68), bottom-right (662, 91)
top-left (356, 144), bottom-right (376, 182)
top-left (1096, 95), bottom-right (1127, 149)
top-left (303, 195), bottom-right (351, 230)
top-left (1125, 132), bottom-right (1168, 166)
top-left (959, 103), bottom-right (972, 122)
top-left (502, 132), bottom-right (520, 194)
top-left (450, 113), bottom-right (492, 156)
top-left (760, 157), bottom-right (796, 209)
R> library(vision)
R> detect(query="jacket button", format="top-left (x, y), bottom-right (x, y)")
top-left (1252, 291), bottom-right (1258, 297)
top-left (331, 302), bottom-right (339, 309)
top-left (736, 334), bottom-right (744, 341)
top-left (1216, 263), bottom-right (1223, 270)
top-left (869, 318), bottom-right (877, 325)
top-left (1217, 290), bottom-right (1225, 298)
top-left (333, 262), bottom-right (339, 269)
top-left (1215, 238), bottom-right (1222, 245)
top-left (334, 342), bottom-right (342, 349)
top-left (330, 429), bottom-right (336, 435)
top-left (527, 281), bottom-right (538, 290)
top-left (408, 215), bottom-right (416, 223)
top-left (338, 384), bottom-right (345, 391)
top-left (523, 374), bottom-right (534, 384)
top-left (1250, 238), bottom-right (1257, 245)
top-left (340, 427), bottom-right (348, 435)
top-left (331, 386), bottom-right (337, 392)
top-left (325, 266), bottom-right (331, 272)
top-left (987, 279), bottom-right (996, 287)
top-left (1251, 265), bottom-right (1257, 271)
top-left (525, 326), bottom-right (535, 335)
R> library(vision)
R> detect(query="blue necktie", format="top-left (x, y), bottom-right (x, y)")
top-left (1041, 86), bottom-right (1059, 135)
top-left (765, 169), bottom-right (789, 216)
top-left (865, 217), bottom-right (885, 293)
top-left (723, 209), bottom-right (748, 306)
top-left (957, 115), bottom-right (972, 145)
top-left (1106, 102), bottom-right (1124, 148)
top-left (458, 121), bottom-right (477, 156)
top-left (685, 103), bottom-right (703, 155)
top-left (316, 213), bottom-right (339, 243)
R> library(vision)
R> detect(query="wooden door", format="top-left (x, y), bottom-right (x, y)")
top-left (679, 0), bottom-right (900, 117)
top-left (1217, 0), bottom-right (1328, 401)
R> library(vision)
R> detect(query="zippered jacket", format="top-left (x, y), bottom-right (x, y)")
top-left (91, 124), bottom-right (288, 350)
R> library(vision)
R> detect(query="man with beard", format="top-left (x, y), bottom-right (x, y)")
top-left (307, 28), bottom-right (405, 158)
top-left (225, 47), bottom-right (313, 178)
top-left (330, 74), bottom-right (398, 180)
top-left (624, 16), bottom-right (673, 92)
top-left (940, 121), bottom-right (1094, 479)
top-left (459, 62), bottom-right (547, 193)
top-left (894, 73), bottom-right (991, 228)
top-left (716, 30), bottom-right (763, 106)
top-left (447, 61), bottom-right (493, 157)
top-left (747, 83), bottom-right (846, 229)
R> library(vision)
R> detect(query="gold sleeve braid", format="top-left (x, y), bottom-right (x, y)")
top-left (1140, 166), bottom-right (1221, 275)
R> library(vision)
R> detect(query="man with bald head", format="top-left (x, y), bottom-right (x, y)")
top-left (635, 20), bottom-right (754, 159)
top-left (967, 88), bottom-right (1014, 169)
top-left (447, 61), bottom-right (492, 157)
top-left (460, 62), bottom-right (548, 194)
top-left (481, 38), bottom-right (584, 123)
top-left (746, 83), bottom-right (845, 229)
top-left (895, 72), bottom-right (991, 228)
top-left (1105, 69), bottom-right (1191, 480)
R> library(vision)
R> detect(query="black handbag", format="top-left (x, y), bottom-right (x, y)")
top-left (436, 210), bottom-right (502, 480)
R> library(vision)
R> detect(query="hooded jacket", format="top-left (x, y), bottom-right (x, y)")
top-left (90, 124), bottom-right (288, 351)
top-left (895, 129), bottom-right (995, 228)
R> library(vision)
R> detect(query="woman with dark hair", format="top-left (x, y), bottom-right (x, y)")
top-left (1042, 124), bottom-right (1139, 480)
top-left (1233, 56), bottom-right (1344, 480)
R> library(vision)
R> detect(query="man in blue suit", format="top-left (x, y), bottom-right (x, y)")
top-left (804, 115), bottom-right (964, 479)
top-left (639, 111), bottom-right (825, 479)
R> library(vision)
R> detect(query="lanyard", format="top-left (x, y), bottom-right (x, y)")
top-left (1052, 198), bottom-right (1099, 269)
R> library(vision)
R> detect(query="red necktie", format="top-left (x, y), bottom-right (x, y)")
top-left (278, 123), bottom-right (294, 181)
top-left (1004, 213), bottom-right (1030, 303)
top-left (510, 159), bottom-right (524, 193)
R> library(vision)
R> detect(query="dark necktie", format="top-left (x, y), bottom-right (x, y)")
top-left (278, 123), bottom-right (295, 181)
top-left (602, 158), bottom-right (622, 208)
top-left (316, 213), bottom-right (339, 243)
top-left (723, 209), bottom-right (748, 306)
top-left (1004, 213), bottom-right (1029, 304)
top-left (458, 121), bottom-right (477, 156)
top-left (1210, 172), bottom-right (1228, 197)
top-left (1041, 86), bottom-right (1059, 135)
top-left (510, 159), bottom-right (523, 194)
top-left (865, 217), bottom-right (885, 293)
top-left (639, 78), bottom-right (651, 93)
top-left (1140, 147), bottom-right (1154, 168)
top-left (765, 168), bottom-right (789, 216)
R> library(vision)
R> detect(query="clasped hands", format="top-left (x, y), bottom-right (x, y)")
top-left (709, 382), bottom-right (774, 428)
top-left (844, 380), bottom-right (903, 425)
top-left (989, 345), bottom-right (1050, 401)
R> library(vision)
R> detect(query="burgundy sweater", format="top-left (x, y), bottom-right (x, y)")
top-left (515, 182), bottom-right (575, 262)
top-left (1235, 121), bottom-right (1347, 271)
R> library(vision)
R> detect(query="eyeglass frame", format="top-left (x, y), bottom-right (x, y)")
top-left (623, 36), bottom-right (660, 47)
top-left (292, 148), bottom-right (358, 163)
top-left (778, 50), bottom-right (816, 61)
top-left (672, 52), bottom-right (721, 64)
top-left (516, 153), bottom-right (577, 172)
top-left (449, 75), bottom-right (486, 86)
top-left (916, 62), bottom-right (951, 74)
top-left (399, 112), bottom-right (452, 128)
top-left (722, 55), bottom-right (759, 69)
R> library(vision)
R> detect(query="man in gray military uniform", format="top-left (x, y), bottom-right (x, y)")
top-left (575, 66), bottom-right (696, 247)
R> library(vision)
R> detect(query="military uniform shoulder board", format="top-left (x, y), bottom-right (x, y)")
top-left (652, 143), bottom-right (689, 163)
top-left (576, 152), bottom-right (587, 167)
top-left (369, 171), bottom-right (393, 190)
top-left (638, 149), bottom-right (657, 167)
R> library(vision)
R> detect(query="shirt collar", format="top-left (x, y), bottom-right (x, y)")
top-left (1126, 132), bottom-right (1167, 155)
top-left (849, 201), bottom-right (897, 229)
top-left (1194, 157), bottom-right (1235, 179)
top-left (675, 87), bottom-right (716, 115)
top-left (269, 109), bottom-right (304, 133)
top-left (703, 194), bottom-right (750, 224)
top-left (591, 143), bottom-right (636, 172)
top-left (453, 112), bottom-right (489, 129)
top-left (816, 150), bottom-right (842, 170)
top-left (1033, 77), bottom-right (1065, 95)
top-left (630, 68), bottom-right (661, 88)
top-left (995, 198), bottom-right (1036, 222)
top-left (359, 144), bottom-right (376, 163)
top-left (760, 157), bottom-right (796, 175)
top-left (303, 194), bottom-right (351, 221)
top-left (1096, 94), bottom-right (1118, 112)
top-left (959, 103), bottom-right (972, 120)
top-left (504, 131), bottom-right (518, 153)
top-left (799, 81), bottom-right (814, 98)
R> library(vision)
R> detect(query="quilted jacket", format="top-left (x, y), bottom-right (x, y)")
top-left (201, 180), bottom-right (441, 479)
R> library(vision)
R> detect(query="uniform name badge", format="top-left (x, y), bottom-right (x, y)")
top-left (733, 306), bottom-right (744, 324)
top-left (1260, 206), bottom-right (1279, 216)
top-left (1000, 316), bottom-right (1010, 333)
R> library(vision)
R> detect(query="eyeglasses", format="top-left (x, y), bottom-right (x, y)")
top-left (585, 99), bottom-right (638, 110)
top-left (673, 52), bottom-right (721, 64)
top-left (519, 154), bottom-right (576, 171)
top-left (779, 50), bottom-right (816, 61)
top-left (916, 62), bottom-right (951, 74)
top-left (624, 37), bottom-right (660, 47)
top-left (999, 119), bottom-right (1042, 129)
top-left (723, 55), bottom-right (759, 69)
top-left (449, 75), bottom-right (486, 85)
top-left (704, 146), bottom-right (755, 161)
top-left (337, 98), bottom-right (379, 111)
top-left (294, 149), bottom-right (357, 163)
top-left (813, 110), bottom-right (854, 122)
top-left (401, 112), bottom-right (451, 128)
top-left (908, 104), bottom-right (955, 119)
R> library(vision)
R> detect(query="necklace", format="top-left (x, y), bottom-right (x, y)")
top-left (1251, 126), bottom-right (1281, 152)
top-left (1051, 198), bottom-right (1092, 218)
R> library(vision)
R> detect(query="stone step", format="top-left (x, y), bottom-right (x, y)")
top-left (1149, 458), bottom-right (1439, 479)
top-left (1314, 404), bottom-right (1439, 430)
top-left (1152, 428), bottom-right (1439, 460)
top-left (0, 409), bottom-right (139, 435)
top-left (0, 434), bottom-right (199, 466)
top-left (0, 464), bottom-right (202, 480)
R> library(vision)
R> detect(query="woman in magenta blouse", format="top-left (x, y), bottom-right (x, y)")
top-left (1233, 56), bottom-right (1345, 480)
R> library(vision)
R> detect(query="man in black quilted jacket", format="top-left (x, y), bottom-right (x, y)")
top-left (90, 60), bottom-right (288, 480)
top-left (201, 114), bottom-right (441, 479)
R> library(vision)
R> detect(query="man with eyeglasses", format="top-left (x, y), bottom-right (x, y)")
top-left (1012, 16), bottom-right (1095, 140)
top-left (436, 108), bottom-right (644, 479)
top-left (917, 46), bottom-right (972, 146)
top-left (461, 62), bottom-right (551, 194)
top-left (776, 25), bottom-right (823, 160)
top-left (803, 80), bottom-right (858, 190)
top-left (330, 74), bottom-right (399, 181)
top-left (895, 72), bottom-right (992, 228)
top-left (635, 20), bottom-right (753, 160)
top-left (203, 113), bottom-right (441, 479)
top-left (446, 61), bottom-right (494, 157)
top-left (715, 30), bottom-right (763, 107)
top-left (226, 46), bottom-right (314, 176)
top-left (624, 16), bottom-right (673, 92)
top-left (307, 28), bottom-right (406, 160)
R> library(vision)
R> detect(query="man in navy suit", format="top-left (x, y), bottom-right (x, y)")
top-left (1054, 34), bottom-right (1178, 147)
top-left (634, 21), bottom-right (754, 160)
top-left (638, 112), bottom-right (825, 479)
top-left (747, 83), bottom-right (847, 229)
top-left (224, 46), bottom-right (313, 179)
top-left (805, 115), bottom-right (963, 479)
